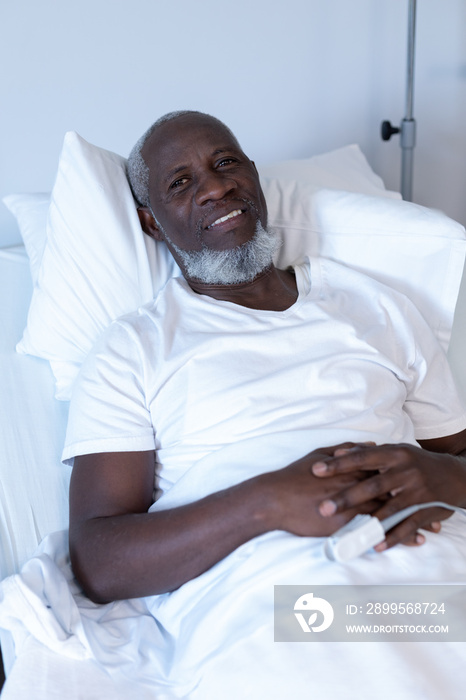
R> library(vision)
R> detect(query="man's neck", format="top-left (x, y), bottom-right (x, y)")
top-left (185, 265), bottom-right (298, 311)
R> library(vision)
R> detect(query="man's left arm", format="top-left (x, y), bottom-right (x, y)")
top-left (310, 429), bottom-right (466, 550)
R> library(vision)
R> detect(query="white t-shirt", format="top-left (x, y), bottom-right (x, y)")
top-left (62, 258), bottom-right (466, 495)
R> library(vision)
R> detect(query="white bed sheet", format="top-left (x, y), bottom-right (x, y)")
top-left (1, 438), bottom-right (466, 700)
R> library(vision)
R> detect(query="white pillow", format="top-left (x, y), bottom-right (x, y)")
top-left (16, 132), bottom-right (180, 399)
top-left (259, 145), bottom-right (401, 199)
top-left (264, 183), bottom-right (466, 351)
top-left (15, 131), bottom-right (466, 401)
top-left (5, 143), bottom-right (393, 283)
top-left (2, 192), bottom-right (50, 284)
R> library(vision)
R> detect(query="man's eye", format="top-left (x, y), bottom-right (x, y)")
top-left (170, 177), bottom-right (188, 189)
top-left (218, 158), bottom-right (237, 167)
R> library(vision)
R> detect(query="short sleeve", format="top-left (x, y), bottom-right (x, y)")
top-left (401, 298), bottom-right (466, 440)
top-left (62, 318), bottom-right (155, 465)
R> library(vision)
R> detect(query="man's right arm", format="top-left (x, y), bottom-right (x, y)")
top-left (69, 446), bottom-right (379, 603)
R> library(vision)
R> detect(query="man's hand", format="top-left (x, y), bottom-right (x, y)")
top-left (70, 444), bottom-right (384, 601)
top-left (69, 432), bottom-right (466, 601)
top-left (257, 443), bottom-right (385, 537)
top-left (310, 437), bottom-right (466, 550)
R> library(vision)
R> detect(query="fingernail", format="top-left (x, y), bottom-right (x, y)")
top-left (319, 500), bottom-right (336, 517)
top-left (415, 533), bottom-right (425, 545)
top-left (374, 541), bottom-right (387, 552)
top-left (312, 461), bottom-right (328, 475)
top-left (431, 522), bottom-right (441, 532)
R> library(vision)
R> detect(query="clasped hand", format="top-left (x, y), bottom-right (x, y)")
top-left (310, 442), bottom-right (466, 550)
top-left (267, 441), bottom-right (466, 550)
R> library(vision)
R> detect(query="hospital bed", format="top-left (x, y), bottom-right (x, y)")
top-left (1, 131), bottom-right (466, 698)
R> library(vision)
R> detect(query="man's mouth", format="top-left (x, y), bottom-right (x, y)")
top-left (207, 209), bottom-right (244, 230)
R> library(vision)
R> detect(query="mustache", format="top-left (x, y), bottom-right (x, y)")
top-left (195, 197), bottom-right (261, 242)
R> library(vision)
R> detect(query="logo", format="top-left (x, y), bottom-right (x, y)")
top-left (294, 592), bottom-right (334, 633)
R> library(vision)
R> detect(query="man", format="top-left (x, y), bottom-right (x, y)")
top-left (65, 110), bottom-right (466, 607)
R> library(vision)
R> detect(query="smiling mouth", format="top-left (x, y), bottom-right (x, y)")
top-left (207, 209), bottom-right (244, 229)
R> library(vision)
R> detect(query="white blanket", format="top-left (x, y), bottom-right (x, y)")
top-left (2, 432), bottom-right (466, 699)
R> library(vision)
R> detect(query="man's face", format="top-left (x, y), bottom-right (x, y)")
top-left (142, 114), bottom-right (268, 257)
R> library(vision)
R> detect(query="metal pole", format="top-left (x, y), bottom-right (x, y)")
top-left (380, 0), bottom-right (418, 201)
top-left (405, 0), bottom-right (416, 120)
top-left (400, 0), bottom-right (417, 201)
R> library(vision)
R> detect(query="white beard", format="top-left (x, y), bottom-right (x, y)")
top-left (167, 221), bottom-right (280, 285)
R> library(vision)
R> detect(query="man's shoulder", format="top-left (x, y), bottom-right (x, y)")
top-left (109, 275), bottom-right (187, 330)
top-left (308, 255), bottom-right (412, 308)
top-left (300, 255), bottom-right (425, 336)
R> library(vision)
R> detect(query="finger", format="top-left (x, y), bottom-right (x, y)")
top-left (386, 521), bottom-right (442, 545)
top-left (373, 510), bottom-right (446, 550)
top-left (318, 470), bottom-right (407, 516)
top-left (313, 452), bottom-right (381, 476)
top-left (370, 499), bottom-right (451, 528)
top-left (322, 498), bottom-right (386, 530)
top-left (333, 442), bottom-right (376, 457)
top-left (312, 444), bottom-right (407, 477)
top-left (374, 530), bottom-right (426, 552)
top-left (310, 442), bottom-right (371, 462)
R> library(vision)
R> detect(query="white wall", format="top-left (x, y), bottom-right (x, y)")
top-left (1, 0), bottom-right (465, 246)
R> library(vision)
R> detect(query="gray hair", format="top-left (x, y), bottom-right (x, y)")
top-left (166, 220), bottom-right (279, 285)
top-left (126, 110), bottom-right (239, 208)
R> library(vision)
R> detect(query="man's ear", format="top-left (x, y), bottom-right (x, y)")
top-left (137, 207), bottom-right (164, 241)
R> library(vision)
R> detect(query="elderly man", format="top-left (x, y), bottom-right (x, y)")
top-left (65, 110), bottom-right (466, 607)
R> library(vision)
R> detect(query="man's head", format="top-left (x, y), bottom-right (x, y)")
top-left (127, 111), bottom-right (278, 286)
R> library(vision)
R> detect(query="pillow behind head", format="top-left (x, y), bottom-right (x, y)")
top-left (259, 144), bottom-right (401, 200)
top-left (14, 131), bottom-right (466, 401)
top-left (16, 131), bottom-right (180, 399)
top-left (263, 183), bottom-right (466, 351)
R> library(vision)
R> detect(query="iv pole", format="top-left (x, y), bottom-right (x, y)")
top-left (381, 0), bottom-right (417, 201)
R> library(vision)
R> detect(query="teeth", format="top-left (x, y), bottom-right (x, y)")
top-left (211, 209), bottom-right (242, 227)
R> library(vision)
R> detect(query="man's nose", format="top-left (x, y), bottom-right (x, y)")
top-left (195, 171), bottom-right (236, 205)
